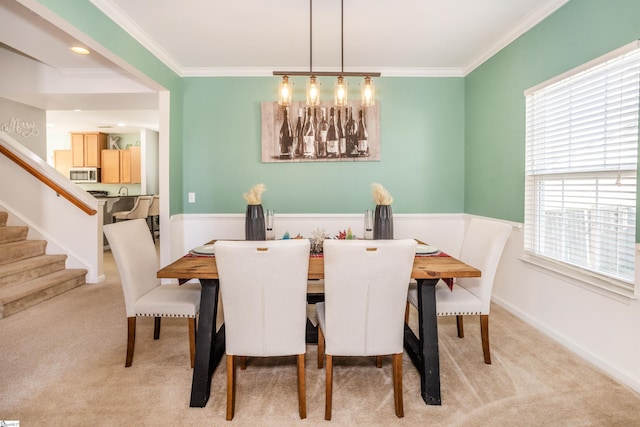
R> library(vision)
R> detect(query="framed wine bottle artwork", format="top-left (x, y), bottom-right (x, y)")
top-left (260, 101), bottom-right (380, 163)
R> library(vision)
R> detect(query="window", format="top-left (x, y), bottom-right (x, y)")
top-left (524, 41), bottom-right (640, 295)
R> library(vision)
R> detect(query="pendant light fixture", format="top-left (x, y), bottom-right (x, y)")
top-left (334, 76), bottom-right (348, 106)
top-left (307, 75), bottom-right (320, 106)
top-left (278, 75), bottom-right (292, 106)
top-left (361, 76), bottom-right (375, 106)
top-left (334, 2), bottom-right (348, 107)
top-left (273, 0), bottom-right (380, 106)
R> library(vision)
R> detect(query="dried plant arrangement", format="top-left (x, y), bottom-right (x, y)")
top-left (371, 183), bottom-right (393, 205)
top-left (243, 183), bottom-right (266, 205)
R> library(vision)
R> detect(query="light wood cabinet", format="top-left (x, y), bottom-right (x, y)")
top-left (129, 146), bottom-right (141, 184)
top-left (53, 149), bottom-right (72, 179)
top-left (101, 150), bottom-right (121, 183)
top-left (120, 149), bottom-right (131, 183)
top-left (101, 147), bottom-right (141, 184)
top-left (71, 132), bottom-right (107, 167)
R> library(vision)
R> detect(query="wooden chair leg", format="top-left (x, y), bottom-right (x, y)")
top-left (226, 355), bottom-right (236, 420)
top-left (392, 353), bottom-right (404, 418)
top-left (325, 354), bottom-right (333, 420)
top-left (480, 314), bottom-right (491, 364)
top-left (240, 356), bottom-right (247, 370)
top-left (456, 315), bottom-right (464, 338)
top-left (125, 317), bottom-right (136, 367)
top-left (376, 356), bottom-right (383, 368)
top-left (153, 317), bottom-right (161, 339)
top-left (297, 354), bottom-right (306, 419)
top-left (188, 318), bottom-right (196, 368)
top-left (317, 326), bottom-right (325, 369)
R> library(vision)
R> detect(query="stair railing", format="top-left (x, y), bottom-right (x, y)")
top-left (0, 130), bottom-right (104, 283)
top-left (0, 131), bottom-right (96, 215)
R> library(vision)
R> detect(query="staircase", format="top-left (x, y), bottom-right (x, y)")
top-left (0, 211), bottom-right (87, 319)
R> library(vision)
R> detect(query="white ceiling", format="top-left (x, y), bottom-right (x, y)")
top-left (0, 0), bottom-right (158, 134)
top-left (92, 0), bottom-right (569, 77)
top-left (0, 0), bottom-right (569, 133)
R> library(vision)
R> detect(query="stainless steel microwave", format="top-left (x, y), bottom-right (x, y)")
top-left (69, 167), bottom-right (100, 183)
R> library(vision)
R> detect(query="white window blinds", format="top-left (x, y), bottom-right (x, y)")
top-left (524, 41), bottom-right (640, 288)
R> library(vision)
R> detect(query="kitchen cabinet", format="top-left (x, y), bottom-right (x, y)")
top-left (101, 147), bottom-right (141, 184)
top-left (129, 146), bottom-right (141, 183)
top-left (101, 150), bottom-right (124, 183)
top-left (71, 132), bottom-right (107, 167)
top-left (53, 149), bottom-right (72, 178)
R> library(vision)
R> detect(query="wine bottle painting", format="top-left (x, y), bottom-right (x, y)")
top-left (261, 101), bottom-right (380, 163)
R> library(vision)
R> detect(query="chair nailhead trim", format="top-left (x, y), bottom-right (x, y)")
top-left (437, 311), bottom-right (482, 316)
top-left (137, 314), bottom-right (196, 318)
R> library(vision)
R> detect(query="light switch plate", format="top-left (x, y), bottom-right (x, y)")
top-left (188, 192), bottom-right (195, 203)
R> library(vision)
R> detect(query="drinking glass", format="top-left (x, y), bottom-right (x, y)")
top-left (364, 209), bottom-right (373, 239)
top-left (266, 209), bottom-right (275, 240)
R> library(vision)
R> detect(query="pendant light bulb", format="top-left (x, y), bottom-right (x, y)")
top-left (361, 76), bottom-right (375, 106)
top-left (307, 75), bottom-right (320, 106)
top-left (278, 75), bottom-right (292, 106)
top-left (334, 76), bottom-right (348, 106)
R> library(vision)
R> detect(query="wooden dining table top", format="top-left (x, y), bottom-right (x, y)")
top-left (157, 240), bottom-right (481, 281)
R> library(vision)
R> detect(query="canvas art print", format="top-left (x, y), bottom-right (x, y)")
top-left (261, 101), bottom-right (380, 163)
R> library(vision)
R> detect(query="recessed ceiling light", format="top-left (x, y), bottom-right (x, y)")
top-left (70, 46), bottom-right (90, 55)
top-left (117, 123), bottom-right (126, 127)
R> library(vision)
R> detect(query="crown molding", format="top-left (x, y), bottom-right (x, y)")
top-left (90, 0), bottom-right (185, 76)
top-left (91, 0), bottom-right (568, 79)
top-left (462, 0), bottom-right (570, 75)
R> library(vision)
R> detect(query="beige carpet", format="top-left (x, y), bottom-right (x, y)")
top-left (1, 248), bottom-right (639, 426)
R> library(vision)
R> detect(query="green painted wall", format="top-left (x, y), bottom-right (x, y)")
top-left (181, 76), bottom-right (465, 213)
top-left (36, 0), bottom-right (185, 215)
top-left (465, 0), bottom-right (640, 223)
top-left (38, 0), bottom-right (640, 226)
top-left (37, 2), bottom-right (464, 216)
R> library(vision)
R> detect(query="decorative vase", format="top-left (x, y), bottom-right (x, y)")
top-left (245, 204), bottom-right (266, 240)
top-left (373, 204), bottom-right (393, 240)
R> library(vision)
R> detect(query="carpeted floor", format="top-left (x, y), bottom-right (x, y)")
top-left (1, 247), bottom-right (639, 426)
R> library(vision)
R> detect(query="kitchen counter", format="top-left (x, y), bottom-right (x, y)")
top-left (98, 195), bottom-right (137, 247)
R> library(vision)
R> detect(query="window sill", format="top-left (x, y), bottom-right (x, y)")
top-left (519, 253), bottom-right (637, 303)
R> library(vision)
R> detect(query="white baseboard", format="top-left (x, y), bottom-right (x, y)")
top-left (492, 295), bottom-right (640, 395)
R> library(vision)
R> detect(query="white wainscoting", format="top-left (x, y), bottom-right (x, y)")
top-left (167, 212), bottom-right (467, 263)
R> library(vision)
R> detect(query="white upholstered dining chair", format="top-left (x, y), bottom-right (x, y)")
top-left (316, 239), bottom-right (416, 420)
top-left (104, 219), bottom-right (200, 368)
top-left (213, 239), bottom-right (310, 421)
top-left (112, 195), bottom-right (152, 223)
top-left (407, 217), bottom-right (511, 364)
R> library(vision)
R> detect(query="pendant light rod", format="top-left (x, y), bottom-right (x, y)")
top-left (272, 0), bottom-right (380, 78)
top-left (273, 71), bottom-right (380, 77)
top-left (310, 0), bottom-right (313, 73)
top-left (341, 0), bottom-right (344, 74)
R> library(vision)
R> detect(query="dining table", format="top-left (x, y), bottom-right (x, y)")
top-left (157, 240), bottom-right (481, 408)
